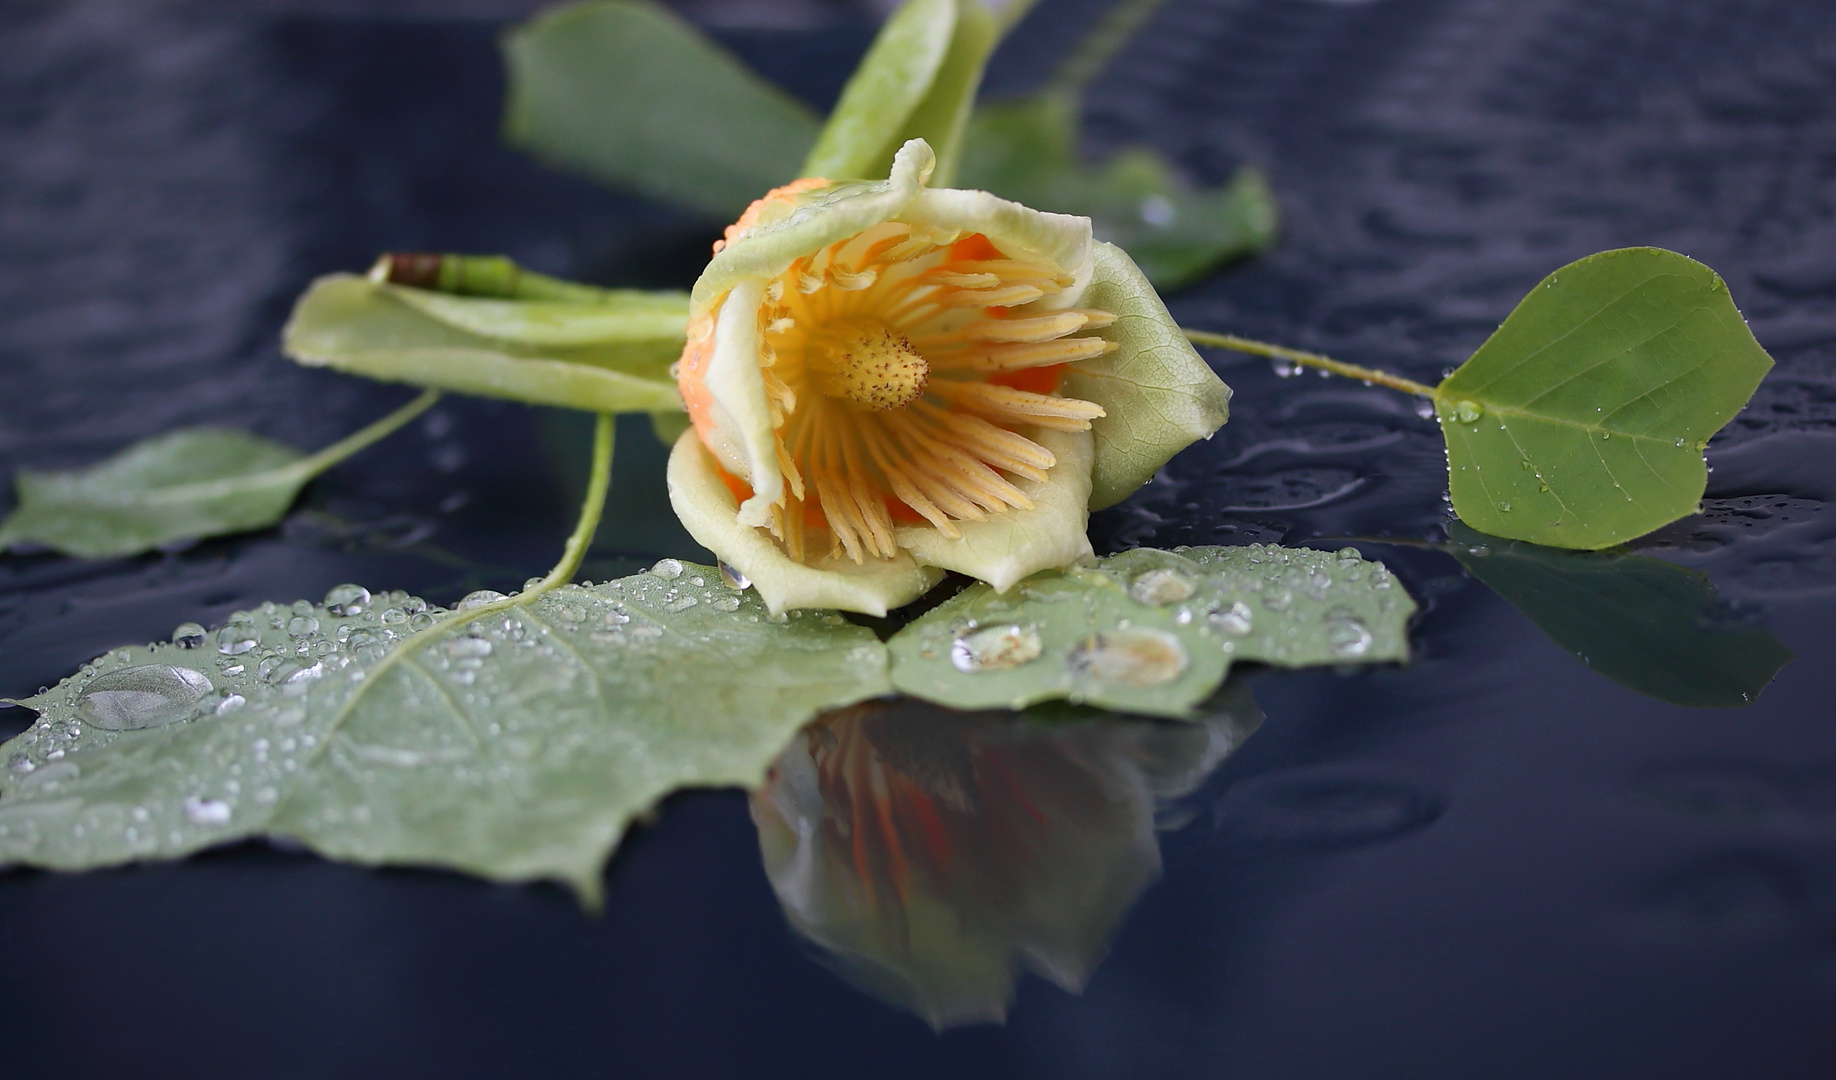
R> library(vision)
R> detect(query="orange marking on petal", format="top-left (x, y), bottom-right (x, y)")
top-left (949, 233), bottom-right (1004, 262)
top-left (990, 363), bottom-right (1067, 395)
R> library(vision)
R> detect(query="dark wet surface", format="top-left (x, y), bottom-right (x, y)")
top-left (2, 0), bottom-right (1835, 1076)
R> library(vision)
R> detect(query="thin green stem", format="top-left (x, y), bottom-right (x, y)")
top-left (291, 413), bottom-right (615, 776)
top-left (1183, 329), bottom-right (1439, 398)
top-left (291, 389), bottom-right (442, 477)
top-left (1043, 0), bottom-right (1170, 98)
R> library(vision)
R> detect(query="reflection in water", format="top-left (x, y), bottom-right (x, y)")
top-left (750, 687), bottom-right (1262, 1027)
top-left (1445, 522), bottom-right (1793, 707)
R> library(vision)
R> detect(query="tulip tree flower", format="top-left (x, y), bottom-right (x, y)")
top-left (669, 139), bottom-right (1230, 616)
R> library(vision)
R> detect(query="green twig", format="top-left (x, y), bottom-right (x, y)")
top-left (1043, 0), bottom-right (1170, 98)
top-left (1183, 329), bottom-right (1438, 399)
top-left (291, 389), bottom-right (442, 478)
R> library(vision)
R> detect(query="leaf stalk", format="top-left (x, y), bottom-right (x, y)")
top-left (1183, 329), bottom-right (1438, 398)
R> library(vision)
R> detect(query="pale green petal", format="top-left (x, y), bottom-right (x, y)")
top-left (1061, 242), bottom-right (1231, 509)
top-left (900, 185), bottom-right (1095, 305)
top-left (895, 426), bottom-right (1095, 591)
top-left (384, 285), bottom-right (688, 346)
top-left (801, 0), bottom-right (957, 181)
top-left (667, 432), bottom-right (944, 616)
top-left (702, 280), bottom-right (782, 524)
top-left (691, 140), bottom-right (936, 312)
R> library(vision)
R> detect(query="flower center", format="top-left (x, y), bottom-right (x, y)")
top-left (809, 321), bottom-right (929, 411)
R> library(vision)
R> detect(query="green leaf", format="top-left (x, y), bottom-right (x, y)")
top-left (800, 0), bottom-right (997, 187)
top-left (1446, 522), bottom-right (1791, 708)
top-left (960, 94), bottom-right (1278, 289)
top-left (0, 392), bottom-right (437, 559)
top-left (1436, 248), bottom-right (1774, 549)
top-left (501, 0), bottom-right (822, 219)
top-left (751, 682), bottom-right (1262, 1028)
top-left (284, 275), bottom-right (687, 414)
top-left (0, 563), bottom-right (890, 902)
top-left (887, 544), bottom-right (1413, 718)
top-left (1061, 242), bottom-right (1231, 510)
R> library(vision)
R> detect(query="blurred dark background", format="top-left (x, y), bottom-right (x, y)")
top-left (2, 1), bottom-right (1835, 1077)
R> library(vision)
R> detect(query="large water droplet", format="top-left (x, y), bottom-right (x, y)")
top-left (172, 622), bottom-right (207, 650)
top-left (950, 624), bottom-right (1044, 672)
top-left (1067, 628), bottom-right (1188, 686)
top-left (325, 583), bottom-right (371, 616)
top-left (77, 665), bottom-right (213, 730)
top-left (650, 558), bottom-right (684, 580)
top-left (1209, 600), bottom-right (1255, 636)
top-left (1323, 612), bottom-right (1373, 657)
top-left (216, 626), bottom-right (258, 655)
top-left (1452, 400), bottom-right (1484, 424)
top-left (457, 590), bottom-right (506, 611)
top-left (287, 615), bottom-right (320, 638)
top-left (1130, 568), bottom-right (1197, 606)
top-left (719, 562), bottom-right (750, 590)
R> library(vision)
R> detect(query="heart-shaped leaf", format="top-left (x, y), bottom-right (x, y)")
top-left (0, 563), bottom-right (890, 903)
top-left (1437, 248), bottom-right (1774, 549)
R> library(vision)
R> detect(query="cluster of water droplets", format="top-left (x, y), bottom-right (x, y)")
top-left (0, 582), bottom-right (451, 859)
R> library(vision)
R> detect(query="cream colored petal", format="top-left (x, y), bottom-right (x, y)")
top-left (895, 426), bottom-right (1095, 592)
top-left (701, 279), bottom-right (783, 525)
top-left (668, 432), bottom-right (943, 616)
top-left (690, 140), bottom-right (936, 313)
top-left (1061, 242), bottom-right (1231, 509)
top-left (898, 185), bottom-right (1095, 308)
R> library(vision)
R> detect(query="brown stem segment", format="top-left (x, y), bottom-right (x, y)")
top-left (1183, 329), bottom-right (1438, 399)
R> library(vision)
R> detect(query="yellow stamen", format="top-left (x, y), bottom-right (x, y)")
top-left (809, 323), bottom-right (930, 411)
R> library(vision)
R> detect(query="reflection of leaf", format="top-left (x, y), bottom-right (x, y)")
top-left (501, 0), bottom-right (821, 219)
top-left (888, 544), bottom-right (1413, 717)
top-left (284, 275), bottom-right (686, 414)
top-left (0, 563), bottom-right (889, 902)
top-left (1438, 248), bottom-right (1773, 549)
top-left (0, 392), bottom-right (436, 559)
top-left (1447, 521), bottom-right (1792, 708)
top-left (961, 94), bottom-right (1277, 289)
top-left (750, 684), bottom-right (1260, 1028)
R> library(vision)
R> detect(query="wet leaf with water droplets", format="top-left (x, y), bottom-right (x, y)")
top-left (887, 544), bottom-right (1414, 717)
top-left (0, 564), bottom-right (887, 903)
top-left (1437, 248), bottom-right (1773, 549)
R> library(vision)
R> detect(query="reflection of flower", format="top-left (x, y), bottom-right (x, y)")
top-left (749, 694), bottom-right (1258, 1027)
top-left (669, 139), bottom-right (1223, 615)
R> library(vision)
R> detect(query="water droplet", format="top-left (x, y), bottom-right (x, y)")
top-left (215, 694), bottom-right (246, 715)
top-left (445, 636), bottom-right (493, 659)
top-left (1497, 501), bottom-right (1511, 512)
top-left (1262, 589), bottom-right (1293, 613)
top-left (1209, 600), bottom-right (1255, 636)
top-left (76, 665), bottom-right (212, 730)
top-left (667, 597), bottom-right (699, 612)
top-left (325, 584), bottom-right (371, 616)
top-left (172, 622), bottom-right (207, 650)
top-left (950, 624), bottom-right (1044, 672)
top-left (409, 612), bottom-right (435, 632)
top-left (711, 595), bottom-right (742, 613)
top-left (1453, 400), bottom-right (1484, 424)
top-left (380, 608), bottom-right (407, 625)
top-left (650, 558), bottom-right (684, 580)
top-left (1066, 629), bottom-right (1188, 686)
top-left (1413, 399), bottom-right (1435, 420)
top-left (1336, 547), bottom-right (1361, 562)
top-left (287, 615), bottom-right (320, 638)
top-left (719, 562), bottom-right (751, 590)
top-left (1271, 357), bottom-right (1300, 378)
top-left (183, 796), bottom-right (232, 826)
top-left (1130, 568), bottom-right (1197, 606)
top-left (217, 626), bottom-right (258, 655)
top-left (457, 590), bottom-right (506, 611)
top-left (1323, 612), bottom-right (1373, 657)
